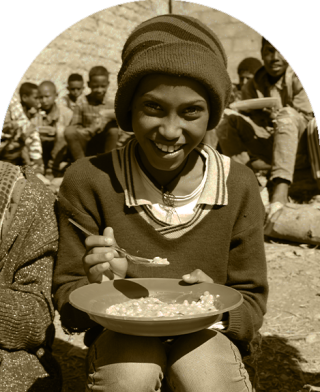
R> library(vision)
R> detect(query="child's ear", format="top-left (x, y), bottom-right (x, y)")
top-left (87, 80), bottom-right (91, 89)
top-left (21, 94), bottom-right (27, 104)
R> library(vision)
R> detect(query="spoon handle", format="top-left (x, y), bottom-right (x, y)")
top-left (68, 218), bottom-right (94, 236)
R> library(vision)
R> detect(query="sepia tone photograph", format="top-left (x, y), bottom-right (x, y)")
top-left (0, 1), bottom-right (319, 391)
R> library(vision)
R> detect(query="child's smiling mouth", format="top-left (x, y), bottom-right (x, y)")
top-left (153, 142), bottom-right (184, 154)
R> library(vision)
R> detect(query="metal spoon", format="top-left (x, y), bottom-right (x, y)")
top-left (68, 218), bottom-right (169, 267)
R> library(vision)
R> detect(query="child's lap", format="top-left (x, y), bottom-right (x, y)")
top-left (85, 329), bottom-right (252, 392)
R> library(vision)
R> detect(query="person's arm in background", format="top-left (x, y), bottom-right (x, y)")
top-left (290, 71), bottom-right (314, 122)
top-left (70, 104), bottom-right (83, 126)
top-left (0, 170), bottom-right (58, 350)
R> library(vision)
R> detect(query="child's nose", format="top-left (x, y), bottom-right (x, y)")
top-left (159, 115), bottom-right (183, 140)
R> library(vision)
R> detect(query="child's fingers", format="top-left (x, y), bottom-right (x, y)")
top-left (102, 227), bottom-right (119, 247)
top-left (182, 269), bottom-right (214, 284)
top-left (88, 261), bottom-right (112, 282)
top-left (85, 235), bottom-right (109, 249)
top-left (83, 250), bottom-right (116, 267)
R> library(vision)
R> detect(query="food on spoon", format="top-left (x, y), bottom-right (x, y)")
top-left (152, 257), bottom-right (170, 265)
top-left (105, 291), bottom-right (220, 317)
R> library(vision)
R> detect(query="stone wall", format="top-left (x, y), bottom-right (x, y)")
top-left (19, 0), bottom-right (262, 101)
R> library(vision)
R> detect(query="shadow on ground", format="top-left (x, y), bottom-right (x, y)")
top-left (52, 338), bottom-right (87, 392)
top-left (256, 336), bottom-right (320, 392)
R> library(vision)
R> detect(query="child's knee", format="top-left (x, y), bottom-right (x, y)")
top-left (167, 331), bottom-right (252, 392)
top-left (86, 357), bottom-right (165, 392)
top-left (86, 331), bottom-right (166, 391)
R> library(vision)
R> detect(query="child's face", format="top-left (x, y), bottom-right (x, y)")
top-left (261, 42), bottom-right (288, 78)
top-left (22, 89), bottom-right (40, 109)
top-left (238, 71), bottom-right (254, 89)
top-left (88, 75), bottom-right (109, 102)
top-left (131, 74), bottom-right (210, 172)
top-left (39, 85), bottom-right (57, 112)
top-left (68, 80), bottom-right (84, 99)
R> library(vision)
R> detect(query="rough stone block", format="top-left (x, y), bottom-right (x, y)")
top-left (74, 30), bottom-right (99, 45)
top-left (233, 37), bottom-right (260, 53)
top-left (198, 9), bottom-right (234, 25)
top-left (172, 1), bottom-right (212, 16)
top-left (220, 38), bottom-right (233, 54)
top-left (34, 48), bottom-right (61, 66)
top-left (76, 16), bottom-right (98, 32)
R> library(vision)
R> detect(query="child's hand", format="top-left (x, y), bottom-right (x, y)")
top-left (91, 116), bottom-right (103, 133)
top-left (262, 106), bottom-right (279, 120)
top-left (83, 227), bottom-right (128, 284)
top-left (182, 269), bottom-right (214, 284)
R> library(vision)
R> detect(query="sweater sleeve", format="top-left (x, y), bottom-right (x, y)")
top-left (0, 174), bottom-right (58, 351)
top-left (52, 160), bottom-right (101, 333)
top-left (223, 164), bottom-right (268, 345)
top-left (291, 74), bottom-right (313, 121)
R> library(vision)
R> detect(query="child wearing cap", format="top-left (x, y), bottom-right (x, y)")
top-left (53, 14), bottom-right (268, 392)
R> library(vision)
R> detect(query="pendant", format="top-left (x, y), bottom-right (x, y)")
top-left (162, 190), bottom-right (175, 207)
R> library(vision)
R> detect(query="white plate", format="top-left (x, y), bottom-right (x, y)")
top-left (230, 97), bottom-right (281, 111)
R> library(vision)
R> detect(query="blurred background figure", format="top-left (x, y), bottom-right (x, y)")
top-left (0, 161), bottom-right (61, 391)
top-left (230, 57), bottom-right (262, 104)
top-left (59, 73), bottom-right (86, 112)
top-left (0, 83), bottom-right (43, 174)
top-left (203, 57), bottom-right (262, 149)
top-left (36, 81), bottom-right (73, 176)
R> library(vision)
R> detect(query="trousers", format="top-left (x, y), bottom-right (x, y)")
top-left (216, 107), bottom-right (310, 183)
top-left (85, 329), bottom-right (252, 392)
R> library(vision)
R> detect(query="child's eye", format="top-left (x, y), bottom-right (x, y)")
top-left (183, 106), bottom-right (203, 116)
top-left (144, 102), bottom-right (162, 111)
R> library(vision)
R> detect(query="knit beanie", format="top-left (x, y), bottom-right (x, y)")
top-left (115, 14), bottom-right (232, 132)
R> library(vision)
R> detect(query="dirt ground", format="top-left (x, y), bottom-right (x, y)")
top-left (51, 237), bottom-right (320, 392)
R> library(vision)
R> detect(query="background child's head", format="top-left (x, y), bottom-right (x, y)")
top-left (115, 14), bottom-right (231, 134)
top-left (19, 82), bottom-right (39, 110)
top-left (237, 57), bottom-right (262, 89)
top-left (261, 37), bottom-right (288, 78)
top-left (38, 81), bottom-right (57, 113)
top-left (88, 66), bottom-right (109, 103)
top-left (67, 73), bottom-right (84, 101)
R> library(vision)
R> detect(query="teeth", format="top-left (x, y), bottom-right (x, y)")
top-left (155, 142), bottom-right (182, 153)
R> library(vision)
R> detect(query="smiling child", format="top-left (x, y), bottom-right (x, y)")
top-left (53, 14), bottom-right (268, 392)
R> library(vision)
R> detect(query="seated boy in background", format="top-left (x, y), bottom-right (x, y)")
top-left (64, 66), bottom-right (119, 160)
top-left (231, 57), bottom-right (262, 103)
top-left (1, 82), bottom-right (44, 175)
top-left (59, 73), bottom-right (86, 111)
top-left (216, 38), bottom-right (314, 216)
top-left (203, 57), bottom-right (263, 149)
top-left (37, 81), bottom-right (73, 175)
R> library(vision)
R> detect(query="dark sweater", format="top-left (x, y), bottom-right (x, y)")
top-left (53, 152), bottom-right (268, 353)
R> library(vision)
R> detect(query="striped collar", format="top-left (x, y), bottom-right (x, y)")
top-left (112, 139), bottom-right (230, 208)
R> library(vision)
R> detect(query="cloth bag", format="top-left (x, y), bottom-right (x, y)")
top-left (265, 202), bottom-right (320, 245)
